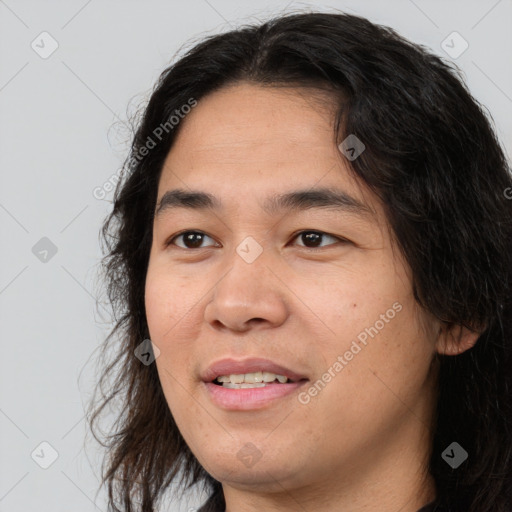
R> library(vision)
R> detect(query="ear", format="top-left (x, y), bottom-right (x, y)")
top-left (435, 322), bottom-right (483, 356)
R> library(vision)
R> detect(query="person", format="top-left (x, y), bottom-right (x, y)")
top-left (88, 11), bottom-right (512, 512)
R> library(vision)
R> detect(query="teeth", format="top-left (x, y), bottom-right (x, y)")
top-left (222, 382), bottom-right (267, 389)
top-left (215, 371), bottom-right (291, 385)
top-left (243, 371), bottom-right (263, 383)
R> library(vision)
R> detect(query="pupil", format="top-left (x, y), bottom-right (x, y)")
top-left (184, 232), bottom-right (203, 248)
top-left (302, 232), bottom-right (321, 247)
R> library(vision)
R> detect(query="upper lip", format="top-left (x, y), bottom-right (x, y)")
top-left (201, 357), bottom-right (309, 383)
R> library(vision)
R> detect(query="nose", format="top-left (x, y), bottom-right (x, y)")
top-left (203, 246), bottom-right (289, 333)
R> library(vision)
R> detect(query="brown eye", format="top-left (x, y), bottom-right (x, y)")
top-left (292, 230), bottom-right (345, 249)
top-left (167, 231), bottom-right (217, 249)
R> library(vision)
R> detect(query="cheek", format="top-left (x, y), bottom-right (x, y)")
top-left (144, 274), bottom-right (166, 337)
top-left (146, 273), bottom-right (194, 410)
top-left (144, 268), bottom-right (202, 379)
top-left (313, 263), bottom-right (402, 336)
top-left (315, 256), bottom-right (431, 393)
top-left (144, 267), bottom-right (185, 343)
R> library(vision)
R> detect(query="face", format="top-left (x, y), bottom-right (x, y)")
top-left (145, 83), bottom-right (440, 497)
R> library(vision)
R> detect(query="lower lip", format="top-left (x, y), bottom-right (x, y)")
top-left (203, 381), bottom-right (308, 410)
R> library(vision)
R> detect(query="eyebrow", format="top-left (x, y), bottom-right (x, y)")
top-left (155, 187), bottom-right (374, 219)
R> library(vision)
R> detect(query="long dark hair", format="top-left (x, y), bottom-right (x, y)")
top-left (87, 11), bottom-right (512, 512)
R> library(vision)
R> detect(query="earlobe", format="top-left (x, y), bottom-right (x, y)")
top-left (435, 322), bottom-right (483, 356)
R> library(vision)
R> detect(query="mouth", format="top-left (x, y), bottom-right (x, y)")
top-left (201, 356), bottom-right (309, 383)
top-left (201, 357), bottom-right (309, 410)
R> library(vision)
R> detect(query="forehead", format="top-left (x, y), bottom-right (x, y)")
top-left (165, 82), bottom-right (338, 161)
top-left (158, 82), bottom-right (381, 219)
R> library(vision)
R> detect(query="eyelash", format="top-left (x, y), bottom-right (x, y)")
top-left (165, 230), bottom-right (349, 251)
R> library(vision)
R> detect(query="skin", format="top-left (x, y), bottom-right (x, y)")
top-left (145, 82), bottom-right (479, 512)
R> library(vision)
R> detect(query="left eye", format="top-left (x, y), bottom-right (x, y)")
top-left (291, 230), bottom-right (344, 249)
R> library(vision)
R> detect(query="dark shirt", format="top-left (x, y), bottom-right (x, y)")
top-left (197, 492), bottom-right (446, 512)
top-left (418, 502), bottom-right (439, 512)
top-left (418, 502), bottom-right (452, 512)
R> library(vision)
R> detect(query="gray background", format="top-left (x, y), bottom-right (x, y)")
top-left (1, 0), bottom-right (511, 510)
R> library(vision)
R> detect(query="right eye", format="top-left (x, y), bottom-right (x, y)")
top-left (166, 230), bottom-right (219, 249)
